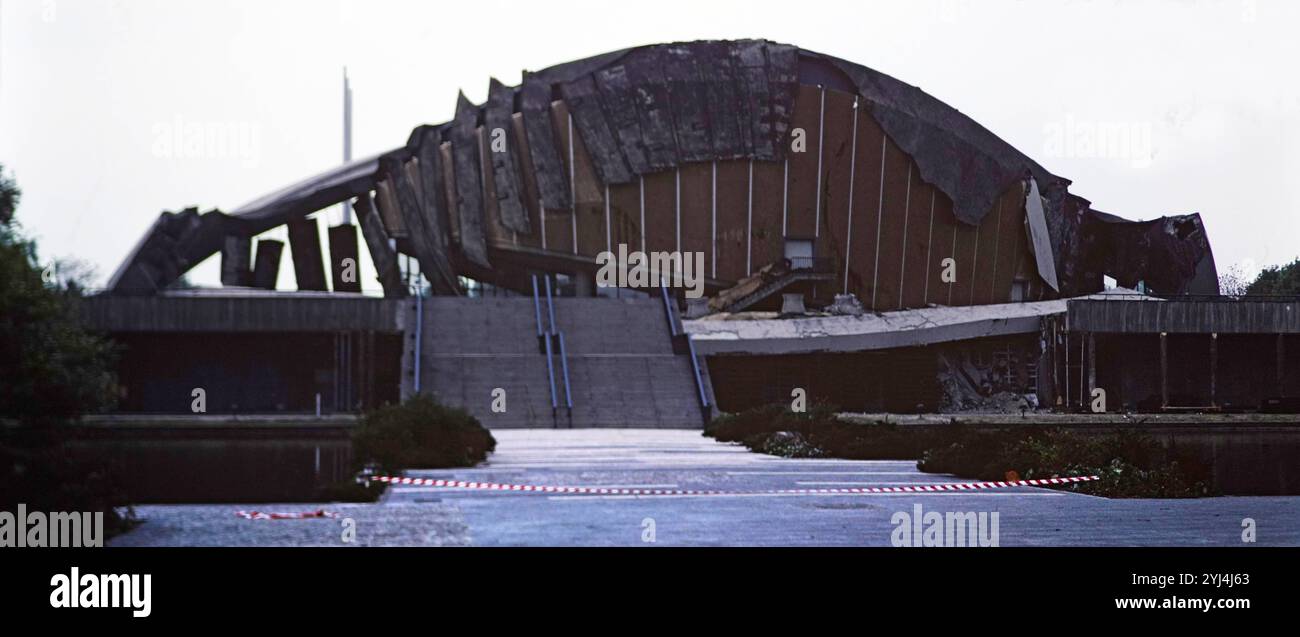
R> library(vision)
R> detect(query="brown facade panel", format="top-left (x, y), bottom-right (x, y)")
top-left (901, 164), bottom-right (935, 309)
top-left (642, 170), bottom-right (676, 256)
top-left (783, 85), bottom-right (822, 239)
top-left (679, 163), bottom-right (713, 276)
top-left (951, 214), bottom-right (978, 306)
top-left (817, 90), bottom-right (856, 294)
top-left (969, 195), bottom-right (1001, 305)
top-left (846, 109), bottom-right (887, 305)
top-left (993, 184), bottom-right (1028, 303)
top-left (925, 191), bottom-right (958, 306)
top-left (713, 160), bottom-right (750, 281)
top-left (541, 208), bottom-right (574, 255)
top-left (871, 134), bottom-right (912, 311)
top-left (608, 179), bottom-right (642, 254)
top-left (987, 184), bottom-right (1019, 304)
top-left (748, 160), bottom-right (784, 271)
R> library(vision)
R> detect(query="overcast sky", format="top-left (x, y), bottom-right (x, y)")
top-left (2, 0), bottom-right (1296, 291)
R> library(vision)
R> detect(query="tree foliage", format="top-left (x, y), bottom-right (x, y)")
top-left (0, 164), bottom-right (116, 427)
top-left (1245, 258), bottom-right (1300, 296)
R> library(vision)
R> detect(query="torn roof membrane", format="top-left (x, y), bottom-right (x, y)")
top-left (1024, 177), bottom-right (1060, 292)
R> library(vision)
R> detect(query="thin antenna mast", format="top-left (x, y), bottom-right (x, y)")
top-left (342, 67), bottom-right (354, 224)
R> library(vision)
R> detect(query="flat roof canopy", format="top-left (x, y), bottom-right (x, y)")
top-left (1067, 298), bottom-right (1300, 334)
top-left (80, 290), bottom-right (404, 333)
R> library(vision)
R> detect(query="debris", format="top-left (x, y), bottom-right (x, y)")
top-left (827, 293), bottom-right (865, 316)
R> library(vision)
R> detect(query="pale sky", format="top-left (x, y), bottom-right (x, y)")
top-left (2, 0), bottom-right (1296, 291)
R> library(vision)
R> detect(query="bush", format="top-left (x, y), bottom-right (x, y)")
top-left (314, 479), bottom-right (388, 503)
top-left (917, 427), bottom-right (1213, 498)
top-left (351, 395), bottom-right (496, 474)
top-left (706, 404), bottom-right (935, 460)
top-left (1, 437), bottom-right (136, 538)
top-left (707, 405), bottom-right (1214, 498)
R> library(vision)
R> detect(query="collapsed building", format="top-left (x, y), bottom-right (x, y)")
top-left (83, 40), bottom-right (1298, 425)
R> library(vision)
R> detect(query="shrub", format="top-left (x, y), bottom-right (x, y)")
top-left (707, 405), bottom-right (935, 460)
top-left (757, 431), bottom-right (824, 458)
top-left (708, 405), bottom-right (1214, 498)
top-left (351, 395), bottom-right (496, 474)
top-left (705, 404), bottom-right (794, 442)
top-left (314, 479), bottom-right (388, 503)
top-left (918, 427), bottom-right (1213, 497)
top-left (0, 438), bottom-right (135, 538)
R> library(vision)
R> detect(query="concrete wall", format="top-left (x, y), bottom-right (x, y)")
top-left (66, 416), bottom-right (356, 503)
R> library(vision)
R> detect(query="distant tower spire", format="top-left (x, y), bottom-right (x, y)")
top-left (342, 66), bottom-right (354, 224)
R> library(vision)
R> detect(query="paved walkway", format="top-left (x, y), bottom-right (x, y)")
top-left (114, 430), bottom-right (1300, 546)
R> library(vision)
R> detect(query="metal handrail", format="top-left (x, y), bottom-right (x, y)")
top-left (544, 275), bottom-right (557, 335)
top-left (685, 334), bottom-right (709, 410)
top-left (558, 332), bottom-right (574, 411)
top-left (659, 282), bottom-right (680, 337)
top-left (660, 281), bottom-right (710, 414)
top-left (531, 275), bottom-right (544, 338)
top-left (543, 331), bottom-right (559, 422)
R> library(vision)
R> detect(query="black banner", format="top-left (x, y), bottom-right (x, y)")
top-left (0, 548), bottom-right (1285, 625)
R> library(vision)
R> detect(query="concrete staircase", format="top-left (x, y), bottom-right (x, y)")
top-left (416, 295), bottom-right (708, 429)
top-left (551, 297), bottom-right (706, 428)
top-left (420, 297), bottom-right (557, 428)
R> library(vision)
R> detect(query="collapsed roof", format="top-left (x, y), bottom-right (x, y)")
top-left (107, 39), bottom-right (1217, 298)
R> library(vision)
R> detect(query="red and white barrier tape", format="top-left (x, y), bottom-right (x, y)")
top-left (372, 474), bottom-right (1099, 496)
top-left (235, 509), bottom-right (341, 520)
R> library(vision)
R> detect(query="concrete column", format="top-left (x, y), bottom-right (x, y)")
top-left (1064, 330), bottom-right (1070, 409)
top-left (1079, 333), bottom-right (1086, 410)
top-left (1210, 332), bottom-right (1218, 407)
top-left (1280, 334), bottom-right (1287, 397)
top-left (251, 239), bottom-right (284, 290)
top-left (1160, 332), bottom-right (1169, 408)
top-left (220, 235), bottom-right (252, 287)
top-left (1087, 332), bottom-right (1096, 397)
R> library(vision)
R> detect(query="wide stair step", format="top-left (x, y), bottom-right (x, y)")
top-left (415, 293), bottom-right (708, 429)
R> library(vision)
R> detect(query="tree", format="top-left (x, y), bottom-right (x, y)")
top-left (1245, 258), bottom-right (1300, 296)
top-left (0, 166), bottom-right (18, 225)
top-left (1217, 263), bottom-right (1250, 297)
top-left (0, 164), bottom-right (116, 427)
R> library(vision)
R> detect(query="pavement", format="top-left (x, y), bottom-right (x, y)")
top-left (112, 429), bottom-right (1300, 547)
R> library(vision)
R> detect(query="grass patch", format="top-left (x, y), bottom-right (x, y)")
top-left (705, 405), bottom-right (1214, 498)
